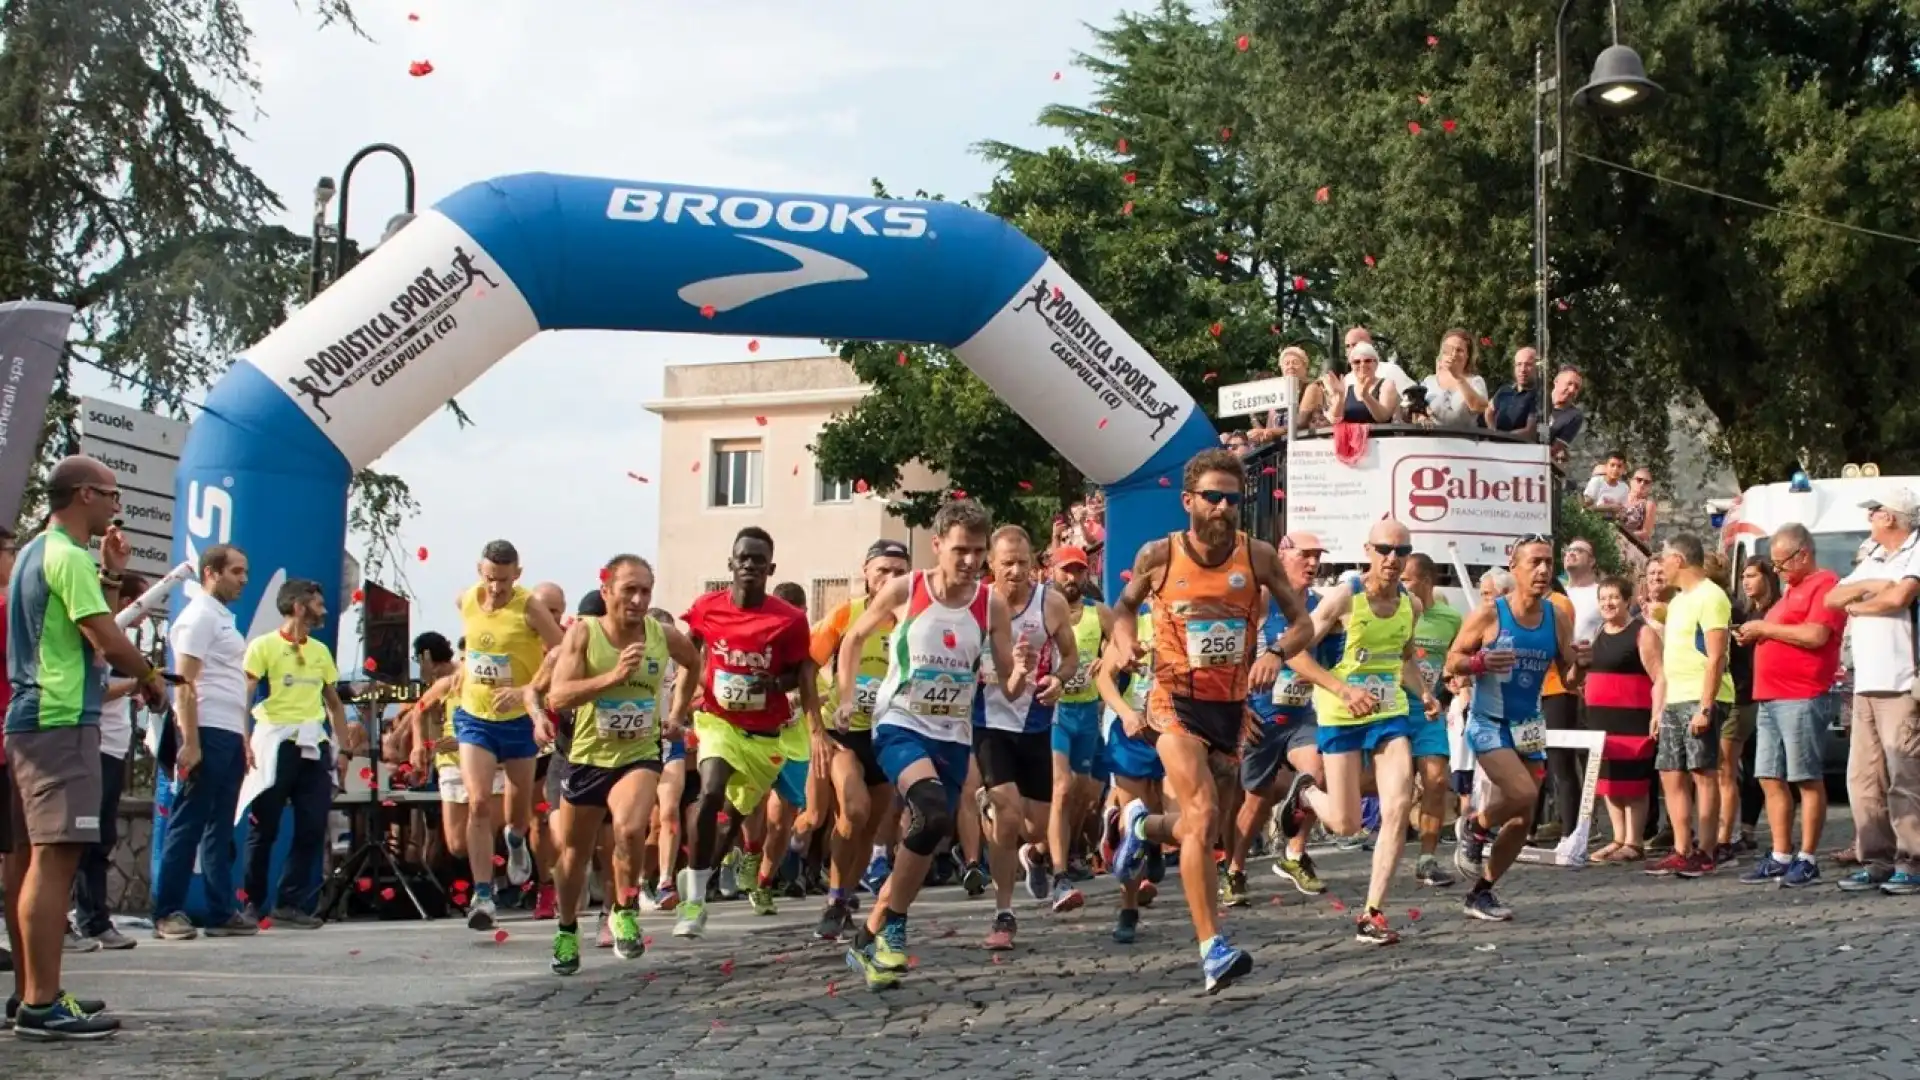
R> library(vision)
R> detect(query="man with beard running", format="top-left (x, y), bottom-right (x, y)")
top-left (1444, 535), bottom-right (1581, 921)
top-left (835, 499), bottom-right (1032, 990)
top-left (1273, 519), bottom-right (1435, 945)
top-left (972, 527), bottom-right (1073, 950)
top-left (1044, 546), bottom-right (1110, 913)
top-left (453, 541), bottom-right (565, 930)
top-left (809, 540), bottom-right (912, 940)
top-left (670, 527), bottom-right (822, 938)
top-left (1107, 449), bottom-right (1314, 993)
top-left (544, 555), bottom-right (700, 973)
top-left (1222, 533), bottom-right (1335, 907)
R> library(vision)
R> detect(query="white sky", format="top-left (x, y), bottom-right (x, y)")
top-left (72, 0), bottom-right (1137, 659)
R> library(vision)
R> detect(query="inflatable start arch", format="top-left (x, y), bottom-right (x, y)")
top-left (173, 174), bottom-right (1218, 636)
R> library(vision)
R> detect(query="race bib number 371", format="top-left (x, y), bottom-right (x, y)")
top-left (713, 671), bottom-right (768, 713)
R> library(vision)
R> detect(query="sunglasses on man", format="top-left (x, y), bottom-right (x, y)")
top-left (1188, 489), bottom-right (1244, 507)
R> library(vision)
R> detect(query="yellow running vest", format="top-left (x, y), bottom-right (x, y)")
top-left (458, 585), bottom-right (546, 720)
top-left (568, 617), bottom-right (669, 768)
top-left (1058, 602), bottom-right (1106, 705)
top-left (1313, 590), bottom-right (1413, 727)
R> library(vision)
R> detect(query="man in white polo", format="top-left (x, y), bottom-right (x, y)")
top-left (152, 545), bottom-right (257, 939)
top-left (1825, 491), bottom-right (1920, 894)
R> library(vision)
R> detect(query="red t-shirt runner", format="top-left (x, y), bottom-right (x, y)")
top-left (1752, 569), bottom-right (1847, 702)
top-left (681, 590), bottom-right (811, 734)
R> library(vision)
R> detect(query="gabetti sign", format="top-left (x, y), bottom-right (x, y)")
top-left (1285, 436), bottom-right (1551, 565)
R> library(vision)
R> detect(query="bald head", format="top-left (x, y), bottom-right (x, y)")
top-left (1364, 518), bottom-right (1411, 585)
top-left (530, 581), bottom-right (566, 620)
top-left (46, 454), bottom-right (119, 534)
top-left (1367, 519), bottom-right (1411, 547)
top-left (1344, 326), bottom-right (1372, 349)
top-left (48, 455), bottom-right (111, 493)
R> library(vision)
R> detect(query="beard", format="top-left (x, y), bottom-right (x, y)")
top-left (1192, 513), bottom-right (1235, 547)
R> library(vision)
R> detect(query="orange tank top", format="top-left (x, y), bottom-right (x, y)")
top-left (1147, 531), bottom-right (1262, 710)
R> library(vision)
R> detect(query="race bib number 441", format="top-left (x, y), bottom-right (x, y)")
top-left (467, 650), bottom-right (512, 687)
top-left (1185, 618), bottom-right (1247, 668)
top-left (908, 670), bottom-right (976, 718)
top-left (713, 671), bottom-right (768, 713)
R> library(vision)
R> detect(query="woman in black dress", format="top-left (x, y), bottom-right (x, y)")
top-left (1583, 576), bottom-right (1664, 862)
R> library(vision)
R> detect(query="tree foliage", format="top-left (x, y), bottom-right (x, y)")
top-left (820, 0), bottom-right (1920, 519)
top-left (0, 0), bottom-right (423, 563)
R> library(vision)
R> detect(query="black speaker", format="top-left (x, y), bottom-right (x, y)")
top-left (361, 581), bottom-right (410, 682)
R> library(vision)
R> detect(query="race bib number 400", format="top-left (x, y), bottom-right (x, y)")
top-left (853, 674), bottom-right (881, 714)
top-left (467, 650), bottom-right (512, 687)
top-left (1273, 672), bottom-right (1313, 707)
top-left (1514, 717), bottom-right (1548, 756)
top-left (908, 670), bottom-right (977, 718)
top-left (1185, 618), bottom-right (1247, 668)
top-left (595, 697), bottom-right (657, 739)
top-left (713, 671), bottom-right (768, 713)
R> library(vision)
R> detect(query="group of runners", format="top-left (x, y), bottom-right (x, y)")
top-left (399, 446), bottom-right (1582, 994)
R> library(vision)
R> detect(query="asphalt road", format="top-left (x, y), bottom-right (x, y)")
top-left (6, 814), bottom-right (1916, 1080)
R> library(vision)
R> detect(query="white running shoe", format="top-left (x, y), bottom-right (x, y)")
top-left (504, 827), bottom-right (534, 887)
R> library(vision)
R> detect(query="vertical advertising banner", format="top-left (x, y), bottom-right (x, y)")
top-left (0, 301), bottom-right (74, 524)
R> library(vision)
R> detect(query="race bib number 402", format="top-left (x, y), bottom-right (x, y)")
top-left (1185, 618), bottom-right (1247, 668)
top-left (713, 671), bottom-right (768, 713)
top-left (1514, 717), bottom-right (1548, 756)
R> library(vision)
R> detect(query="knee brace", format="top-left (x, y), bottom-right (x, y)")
top-left (900, 778), bottom-right (953, 856)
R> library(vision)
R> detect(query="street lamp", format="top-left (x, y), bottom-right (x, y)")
top-left (307, 143), bottom-right (418, 299)
top-left (307, 176), bottom-right (337, 300)
top-left (1533, 0), bottom-right (1664, 534)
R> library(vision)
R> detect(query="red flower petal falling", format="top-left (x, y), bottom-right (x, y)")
top-left (1408, 121), bottom-right (1423, 135)
top-left (1121, 200), bottom-right (1134, 215)
top-left (854, 479), bottom-right (870, 494)
top-left (1442, 118), bottom-right (1458, 133)
top-left (1314, 186), bottom-right (1330, 203)
top-left (416, 546), bottom-right (429, 561)
top-left (754, 415), bottom-right (767, 426)
top-left (1116, 137), bottom-right (1128, 153)
top-left (699, 304), bottom-right (716, 319)
top-left (746, 339), bottom-right (760, 353)
top-left (351, 588), bottom-right (364, 603)
top-left (1209, 322), bottom-right (1224, 337)
top-left (493, 929), bottom-right (509, 943)
top-left (408, 60), bottom-right (434, 77)
top-left (1236, 34), bottom-right (1250, 51)
top-left (1122, 171), bottom-right (1137, 185)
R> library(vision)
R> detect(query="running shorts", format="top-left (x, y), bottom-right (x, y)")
top-left (452, 708), bottom-right (540, 762)
top-left (1240, 714), bottom-right (1317, 792)
top-left (1103, 712), bottom-right (1165, 783)
top-left (693, 712), bottom-right (808, 815)
top-left (872, 724), bottom-right (969, 813)
top-left (561, 759), bottom-right (661, 809)
top-left (1051, 700), bottom-right (1104, 777)
top-left (437, 764), bottom-right (506, 805)
top-left (972, 727), bottom-right (1052, 802)
top-left (829, 728), bottom-right (888, 788)
top-left (1317, 713), bottom-right (1415, 756)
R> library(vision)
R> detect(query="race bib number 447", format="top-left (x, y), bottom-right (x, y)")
top-left (1185, 619), bottom-right (1247, 668)
top-left (909, 670), bottom-right (976, 718)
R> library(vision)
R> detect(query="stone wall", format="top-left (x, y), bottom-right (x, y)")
top-left (108, 799), bottom-right (155, 915)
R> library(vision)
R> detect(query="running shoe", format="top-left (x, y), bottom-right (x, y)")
top-left (595, 910), bottom-right (614, 948)
top-left (875, 916), bottom-right (910, 972)
top-left (860, 852), bottom-right (892, 895)
top-left (1455, 822), bottom-right (1490, 879)
top-left (1463, 889), bottom-right (1513, 922)
top-left (1200, 935), bottom-right (1252, 994)
top-left (6, 993), bottom-right (105, 1024)
top-left (1675, 852), bottom-right (1717, 879)
top-left (1837, 866), bottom-right (1894, 892)
top-left (961, 861), bottom-right (988, 898)
top-left (1066, 854), bottom-right (1093, 882)
top-left (63, 930), bottom-right (100, 954)
top-left (984, 911), bottom-right (1017, 951)
top-left (1783, 857), bottom-right (1821, 889)
top-left (749, 883), bottom-right (779, 916)
top-left (1109, 799), bottom-right (1151, 883)
top-left (466, 895), bottom-right (498, 931)
top-left (1415, 854), bottom-right (1456, 888)
top-left (654, 882), bottom-right (681, 912)
top-left (1099, 805), bottom-right (1123, 868)
top-left (737, 852), bottom-right (763, 897)
top-left (532, 883), bottom-right (558, 921)
top-left (718, 852), bottom-right (743, 900)
top-left (610, 908), bottom-right (644, 959)
top-left (550, 928), bottom-right (581, 976)
top-left (845, 938), bottom-right (900, 991)
top-left (1644, 851), bottom-right (1691, 877)
top-left (1276, 773), bottom-right (1316, 841)
top-left (84, 927), bottom-right (138, 951)
top-left (1881, 870), bottom-right (1920, 896)
top-left (1018, 844), bottom-right (1050, 901)
top-left (504, 827), bottom-right (534, 887)
top-left (1354, 910), bottom-right (1401, 944)
top-left (672, 870), bottom-right (708, 937)
top-left (1144, 844), bottom-right (1166, 884)
top-left (11, 992), bottom-right (118, 1041)
top-left (1049, 876), bottom-right (1085, 914)
top-left (1711, 843), bottom-right (1737, 868)
top-left (1220, 870), bottom-right (1250, 908)
top-left (1111, 908), bottom-right (1139, 944)
top-left (815, 900), bottom-right (853, 941)
top-left (1740, 854), bottom-right (1789, 885)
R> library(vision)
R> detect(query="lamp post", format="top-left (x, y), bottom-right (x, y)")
top-left (307, 143), bottom-right (418, 299)
top-left (1533, 0), bottom-right (1663, 537)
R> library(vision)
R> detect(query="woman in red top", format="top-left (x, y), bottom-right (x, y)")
top-left (1583, 576), bottom-right (1664, 862)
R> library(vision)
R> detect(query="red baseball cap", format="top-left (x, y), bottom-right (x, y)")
top-left (1052, 546), bottom-right (1090, 569)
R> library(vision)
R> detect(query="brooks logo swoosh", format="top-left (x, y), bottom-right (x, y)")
top-left (677, 235), bottom-right (868, 314)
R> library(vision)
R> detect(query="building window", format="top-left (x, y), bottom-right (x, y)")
top-left (817, 473), bottom-right (854, 504)
top-left (711, 439), bottom-right (762, 508)
top-left (812, 577), bottom-right (852, 620)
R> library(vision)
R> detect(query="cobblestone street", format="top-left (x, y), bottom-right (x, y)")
top-left (9, 821), bottom-right (1917, 1080)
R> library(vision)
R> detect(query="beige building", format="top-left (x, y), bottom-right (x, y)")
top-left (643, 356), bottom-right (944, 621)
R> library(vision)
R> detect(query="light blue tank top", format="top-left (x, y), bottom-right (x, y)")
top-left (1471, 596), bottom-right (1556, 722)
